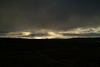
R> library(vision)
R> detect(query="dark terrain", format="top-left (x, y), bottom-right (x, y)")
top-left (0, 38), bottom-right (100, 67)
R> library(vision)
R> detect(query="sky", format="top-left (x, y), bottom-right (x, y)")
top-left (0, 0), bottom-right (100, 37)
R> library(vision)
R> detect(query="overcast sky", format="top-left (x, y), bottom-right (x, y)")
top-left (0, 0), bottom-right (100, 31)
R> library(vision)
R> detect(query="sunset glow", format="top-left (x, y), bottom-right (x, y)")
top-left (22, 32), bottom-right (31, 36)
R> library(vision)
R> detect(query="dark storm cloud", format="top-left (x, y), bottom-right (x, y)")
top-left (0, 0), bottom-right (100, 31)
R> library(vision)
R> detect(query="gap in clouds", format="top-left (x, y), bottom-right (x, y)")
top-left (0, 27), bottom-right (100, 39)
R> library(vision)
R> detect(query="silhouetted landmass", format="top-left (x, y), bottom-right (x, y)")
top-left (0, 38), bottom-right (100, 67)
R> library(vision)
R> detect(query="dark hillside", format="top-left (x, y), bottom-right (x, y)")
top-left (0, 38), bottom-right (100, 67)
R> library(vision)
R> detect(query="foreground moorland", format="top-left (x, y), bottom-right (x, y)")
top-left (0, 38), bottom-right (100, 67)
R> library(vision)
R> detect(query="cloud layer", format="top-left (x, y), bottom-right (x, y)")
top-left (0, 0), bottom-right (100, 31)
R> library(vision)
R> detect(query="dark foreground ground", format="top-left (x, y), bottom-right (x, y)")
top-left (0, 38), bottom-right (100, 67)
